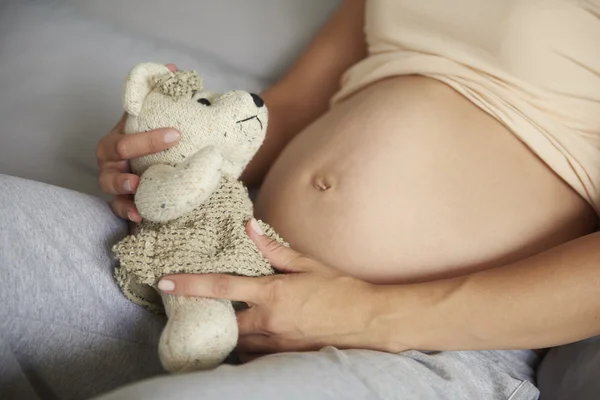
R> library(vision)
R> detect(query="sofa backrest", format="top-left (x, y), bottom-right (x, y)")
top-left (58, 0), bottom-right (342, 81)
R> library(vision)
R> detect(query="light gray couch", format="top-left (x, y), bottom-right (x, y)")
top-left (0, 1), bottom-right (597, 399)
top-left (0, 0), bottom-right (339, 195)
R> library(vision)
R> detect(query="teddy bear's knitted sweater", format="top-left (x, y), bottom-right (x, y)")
top-left (113, 176), bottom-right (284, 313)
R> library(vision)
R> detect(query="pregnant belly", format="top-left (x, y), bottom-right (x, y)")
top-left (255, 76), bottom-right (596, 284)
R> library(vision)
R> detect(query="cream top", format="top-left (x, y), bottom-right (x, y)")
top-left (333, 0), bottom-right (600, 214)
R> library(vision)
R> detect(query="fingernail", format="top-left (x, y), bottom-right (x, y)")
top-left (127, 210), bottom-right (140, 222)
top-left (250, 218), bottom-right (264, 236)
top-left (163, 131), bottom-right (180, 143)
top-left (158, 279), bottom-right (175, 292)
top-left (123, 179), bottom-right (132, 192)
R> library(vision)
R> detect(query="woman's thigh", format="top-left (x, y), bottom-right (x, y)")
top-left (96, 348), bottom-right (540, 400)
top-left (0, 174), bottom-right (166, 400)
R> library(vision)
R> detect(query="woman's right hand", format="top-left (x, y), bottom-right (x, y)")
top-left (96, 65), bottom-right (181, 222)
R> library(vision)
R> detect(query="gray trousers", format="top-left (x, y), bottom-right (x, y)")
top-left (0, 174), bottom-right (548, 400)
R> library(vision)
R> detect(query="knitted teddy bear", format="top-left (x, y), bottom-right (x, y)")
top-left (112, 62), bottom-right (285, 373)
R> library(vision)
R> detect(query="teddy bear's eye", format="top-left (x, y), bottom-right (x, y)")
top-left (197, 98), bottom-right (211, 106)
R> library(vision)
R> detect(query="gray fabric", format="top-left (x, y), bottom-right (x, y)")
top-left (95, 349), bottom-right (540, 400)
top-left (0, 173), bottom-right (541, 400)
top-left (0, 0), bottom-right (295, 196)
top-left (57, 0), bottom-right (341, 81)
top-left (0, 174), bottom-right (166, 400)
top-left (537, 337), bottom-right (600, 400)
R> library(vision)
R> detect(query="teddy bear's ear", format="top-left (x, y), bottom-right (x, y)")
top-left (123, 62), bottom-right (171, 117)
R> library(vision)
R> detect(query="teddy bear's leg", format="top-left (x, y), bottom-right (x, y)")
top-left (158, 293), bottom-right (238, 372)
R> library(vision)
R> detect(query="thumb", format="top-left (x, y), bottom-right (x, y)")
top-left (246, 219), bottom-right (316, 273)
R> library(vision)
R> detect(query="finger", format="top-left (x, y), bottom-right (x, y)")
top-left (236, 335), bottom-right (280, 354)
top-left (100, 160), bottom-right (130, 173)
top-left (96, 116), bottom-right (127, 165)
top-left (246, 219), bottom-right (317, 273)
top-left (112, 128), bottom-right (181, 161)
top-left (110, 195), bottom-right (142, 222)
top-left (96, 159), bottom-right (130, 180)
top-left (166, 63), bottom-right (178, 72)
top-left (238, 335), bottom-right (323, 354)
top-left (99, 170), bottom-right (140, 195)
top-left (157, 273), bottom-right (266, 304)
top-left (236, 308), bottom-right (265, 336)
top-left (97, 127), bottom-right (181, 163)
top-left (110, 112), bottom-right (127, 133)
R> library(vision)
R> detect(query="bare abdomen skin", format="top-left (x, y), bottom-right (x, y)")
top-left (255, 76), bottom-right (596, 284)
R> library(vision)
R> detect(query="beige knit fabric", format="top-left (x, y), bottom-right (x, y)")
top-left (113, 176), bottom-right (284, 313)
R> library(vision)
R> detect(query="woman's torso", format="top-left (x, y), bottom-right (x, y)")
top-left (255, 76), bottom-right (596, 284)
top-left (334, 0), bottom-right (600, 210)
top-left (256, 0), bottom-right (600, 284)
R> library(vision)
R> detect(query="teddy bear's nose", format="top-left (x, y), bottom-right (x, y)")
top-left (250, 93), bottom-right (264, 108)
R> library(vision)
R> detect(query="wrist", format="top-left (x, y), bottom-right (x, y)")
top-left (367, 284), bottom-right (418, 352)
top-left (368, 277), bottom-right (468, 352)
top-left (263, 82), bottom-right (327, 139)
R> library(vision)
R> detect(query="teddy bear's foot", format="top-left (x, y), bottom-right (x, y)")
top-left (159, 294), bottom-right (238, 372)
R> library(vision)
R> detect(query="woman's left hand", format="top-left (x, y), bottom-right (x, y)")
top-left (158, 219), bottom-right (398, 360)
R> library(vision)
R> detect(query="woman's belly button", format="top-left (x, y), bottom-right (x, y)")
top-left (312, 175), bottom-right (333, 191)
top-left (255, 77), bottom-right (596, 284)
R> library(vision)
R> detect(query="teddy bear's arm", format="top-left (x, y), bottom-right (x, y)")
top-left (135, 146), bottom-right (224, 222)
